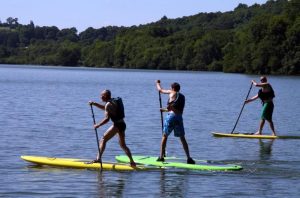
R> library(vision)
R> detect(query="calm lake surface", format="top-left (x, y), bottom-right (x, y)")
top-left (0, 65), bottom-right (299, 197)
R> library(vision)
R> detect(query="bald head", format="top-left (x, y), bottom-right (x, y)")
top-left (101, 89), bottom-right (111, 102)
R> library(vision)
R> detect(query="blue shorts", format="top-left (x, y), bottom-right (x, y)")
top-left (163, 113), bottom-right (185, 137)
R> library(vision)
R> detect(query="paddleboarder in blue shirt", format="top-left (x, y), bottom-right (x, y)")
top-left (156, 80), bottom-right (195, 164)
top-left (89, 89), bottom-right (136, 167)
top-left (245, 76), bottom-right (277, 136)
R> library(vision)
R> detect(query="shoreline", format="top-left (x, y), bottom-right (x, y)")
top-left (1, 63), bottom-right (299, 77)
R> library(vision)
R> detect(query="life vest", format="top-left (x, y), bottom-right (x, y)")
top-left (168, 92), bottom-right (185, 114)
top-left (258, 85), bottom-right (275, 102)
top-left (108, 97), bottom-right (125, 122)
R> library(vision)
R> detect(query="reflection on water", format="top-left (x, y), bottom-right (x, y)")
top-left (97, 172), bottom-right (126, 197)
top-left (159, 169), bottom-right (188, 197)
top-left (259, 139), bottom-right (274, 160)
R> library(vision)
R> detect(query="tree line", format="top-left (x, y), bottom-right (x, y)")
top-left (0, 0), bottom-right (299, 74)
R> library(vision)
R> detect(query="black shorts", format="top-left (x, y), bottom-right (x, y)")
top-left (114, 122), bottom-right (126, 132)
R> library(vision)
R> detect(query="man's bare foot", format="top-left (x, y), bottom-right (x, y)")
top-left (272, 133), bottom-right (277, 136)
top-left (85, 159), bottom-right (101, 164)
top-left (130, 162), bottom-right (137, 168)
top-left (254, 131), bottom-right (261, 135)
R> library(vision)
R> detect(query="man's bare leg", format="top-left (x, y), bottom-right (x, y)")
top-left (255, 119), bottom-right (265, 135)
top-left (118, 129), bottom-right (136, 167)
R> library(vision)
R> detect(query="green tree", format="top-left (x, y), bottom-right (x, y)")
top-left (56, 41), bottom-right (81, 66)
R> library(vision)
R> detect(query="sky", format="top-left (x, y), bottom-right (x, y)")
top-left (0, 0), bottom-right (268, 33)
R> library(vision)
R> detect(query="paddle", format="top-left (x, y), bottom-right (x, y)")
top-left (158, 87), bottom-right (164, 133)
top-left (231, 82), bottom-right (253, 134)
top-left (157, 80), bottom-right (166, 157)
top-left (89, 104), bottom-right (103, 171)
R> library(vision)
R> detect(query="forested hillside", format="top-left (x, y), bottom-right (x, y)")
top-left (0, 0), bottom-right (299, 74)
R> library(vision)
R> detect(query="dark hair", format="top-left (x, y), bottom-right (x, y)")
top-left (171, 82), bottom-right (180, 92)
top-left (260, 76), bottom-right (267, 83)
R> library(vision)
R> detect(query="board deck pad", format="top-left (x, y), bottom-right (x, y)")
top-left (115, 155), bottom-right (242, 171)
top-left (212, 132), bottom-right (300, 139)
top-left (21, 156), bottom-right (152, 171)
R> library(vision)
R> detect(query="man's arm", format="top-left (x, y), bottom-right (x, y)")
top-left (245, 94), bottom-right (259, 104)
top-left (252, 80), bottom-right (268, 88)
top-left (89, 101), bottom-right (105, 110)
top-left (156, 80), bottom-right (171, 94)
top-left (94, 112), bottom-right (110, 129)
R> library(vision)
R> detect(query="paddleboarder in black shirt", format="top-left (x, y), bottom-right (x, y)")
top-left (245, 76), bottom-right (276, 136)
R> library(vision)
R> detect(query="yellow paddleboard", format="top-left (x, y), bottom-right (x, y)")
top-left (212, 132), bottom-right (300, 139)
top-left (21, 156), bottom-right (150, 171)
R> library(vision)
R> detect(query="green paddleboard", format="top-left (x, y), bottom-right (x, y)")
top-left (115, 155), bottom-right (242, 171)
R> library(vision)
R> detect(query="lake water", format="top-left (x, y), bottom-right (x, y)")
top-left (0, 65), bottom-right (299, 197)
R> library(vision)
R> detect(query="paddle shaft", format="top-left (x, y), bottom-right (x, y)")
top-left (231, 82), bottom-right (253, 134)
top-left (90, 104), bottom-right (103, 171)
top-left (158, 91), bottom-right (164, 133)
top-left (158, 90), bottom-right (167, 157)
